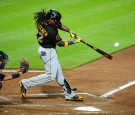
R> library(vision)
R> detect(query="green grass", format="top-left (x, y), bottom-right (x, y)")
top-left (0, 0), bottom-right (135, 69)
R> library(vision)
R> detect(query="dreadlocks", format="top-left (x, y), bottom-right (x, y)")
top-left (34, 9), bottom-right (47, 24)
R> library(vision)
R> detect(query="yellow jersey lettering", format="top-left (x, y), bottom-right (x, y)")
top-left (37, 23), bottom-right (48, 37)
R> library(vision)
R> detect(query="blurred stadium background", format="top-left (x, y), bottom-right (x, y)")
top-left (0, 0), bottom-right (135, 69)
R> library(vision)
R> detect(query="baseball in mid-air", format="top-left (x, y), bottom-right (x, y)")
top-left (114, 42), bottom-right (119, 47)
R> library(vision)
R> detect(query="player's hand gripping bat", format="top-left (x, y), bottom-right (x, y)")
top-left (70, 33), bottom-right (113, 60)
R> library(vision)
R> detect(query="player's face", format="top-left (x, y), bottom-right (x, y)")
top-left (47, 19), bottom-right (58, 27)
top-left (0, 61), bottom-right (2, 65)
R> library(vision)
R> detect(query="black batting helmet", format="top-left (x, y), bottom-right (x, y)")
top-left (46, 9), bottom-right (62, 26)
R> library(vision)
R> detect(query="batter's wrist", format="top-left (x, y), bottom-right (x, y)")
top-left (64, 40), bottom-right (75, 46)
top-left (68, 40), bottom-right (76, 45)
top-left (69, 30), bottom-right (74, 34)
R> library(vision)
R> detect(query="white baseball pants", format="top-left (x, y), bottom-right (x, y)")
top-left (21, 46), bottom-right (75, 98)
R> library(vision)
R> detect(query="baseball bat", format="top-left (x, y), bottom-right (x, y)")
top-left (81, 40), bottom-right (113, 60)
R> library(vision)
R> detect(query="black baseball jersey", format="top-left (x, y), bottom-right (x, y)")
top-left (36, 22), bottom-right (62, 49)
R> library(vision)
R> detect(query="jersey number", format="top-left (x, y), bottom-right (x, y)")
top-left (37, 23), bottom-right (48, 37)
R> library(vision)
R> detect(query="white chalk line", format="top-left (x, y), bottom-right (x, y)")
top-left (6, 104), bottom-right (54, 107)
top-left (100, 80), bottom-right (135, 98)
top-left (10, 92), bottom-right (98, 98)
top-left (28, 92), bottom-right (97, 97)
top-left (0, 96), bottom-right (11, 102)
top-left (3, 69), bottom-right (44, 73)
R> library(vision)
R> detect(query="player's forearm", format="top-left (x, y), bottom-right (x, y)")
top-left (59, 24), bottom-right (73, 33)
top-left (57, 40), bottom-right (75, 47)
top-left (2, 72), bottom-right (22, 81)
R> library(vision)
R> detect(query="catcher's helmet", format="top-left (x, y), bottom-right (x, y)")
top-left (46, 9), bottom-right (62, 26)
top-left (0, 51), bottom-right (8, 69)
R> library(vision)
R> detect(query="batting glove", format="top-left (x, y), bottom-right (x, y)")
top-left (74, 38), bottom-right (81, 43)
top-left (70, 33), bottom-right (77, 39)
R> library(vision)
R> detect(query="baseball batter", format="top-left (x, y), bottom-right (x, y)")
top-left (20, 9), bottom-right (83, 101)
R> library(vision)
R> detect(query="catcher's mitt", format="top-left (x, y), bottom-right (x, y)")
top-left (18, 58), bottom-right (29, 73)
